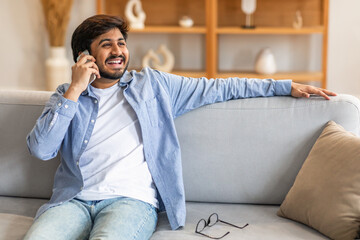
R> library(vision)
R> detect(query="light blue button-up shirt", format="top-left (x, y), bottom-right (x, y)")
top-left (27, 67), bottom-right (292, 230)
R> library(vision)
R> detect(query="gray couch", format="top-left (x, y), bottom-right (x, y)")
top-left (1, 89), bottom-right (359, 240)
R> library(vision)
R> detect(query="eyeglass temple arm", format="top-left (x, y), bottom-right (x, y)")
top-left (196, 231), bottom-right (230, 240)
top-left (218, 220), bottom-right (249, 229)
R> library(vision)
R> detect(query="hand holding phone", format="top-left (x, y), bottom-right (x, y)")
top-left (65, 50), bottom-right (100, 101)
top-left (76, 50), bottom-right (97, 85)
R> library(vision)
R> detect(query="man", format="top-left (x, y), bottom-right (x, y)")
top-left (25, 15), bottom-right (336, 240)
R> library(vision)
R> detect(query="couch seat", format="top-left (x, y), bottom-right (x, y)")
top-left (0, 197), bottom-right (329, 240)
top-left (152, 202), bottom-right (329, 240)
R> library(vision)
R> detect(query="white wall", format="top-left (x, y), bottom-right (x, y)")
top-left (0, 0), bottom-right (95, 91)
top-left (327, 0), bottom-right (360, 95)
top-left (0, 0), bottom-right (359, 94)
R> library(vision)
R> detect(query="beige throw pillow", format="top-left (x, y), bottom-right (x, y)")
top-left (277, 121), bottom-right (360, 240)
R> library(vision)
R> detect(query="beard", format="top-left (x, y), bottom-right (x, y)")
top-left (99, 55), bottom-right (130, 80)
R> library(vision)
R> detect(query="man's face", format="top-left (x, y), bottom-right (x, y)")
top-left (90, 28), bottom-right (129, 81)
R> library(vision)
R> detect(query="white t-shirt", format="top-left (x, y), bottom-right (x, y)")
top-left (76, 83), bottom-right (158, 208)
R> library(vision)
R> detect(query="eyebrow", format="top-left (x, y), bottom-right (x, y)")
top-left (98, 38), bottom-right (125, 46)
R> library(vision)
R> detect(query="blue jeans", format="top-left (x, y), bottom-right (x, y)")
top-left (24, 197), bottom-right (158, 240)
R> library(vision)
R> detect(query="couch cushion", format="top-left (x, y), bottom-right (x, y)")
top-left (151, 202), bottom-right (329, 240)
top-left (0, 90), bottom-right (59, 199)
top-left (278, 121), bottom-right (360, 240)
top-left (176, 95), bottom-right (360, 205)
top-left (0, 213), bottom-right (33, 240)
top-left (0, 200), bottom-right (328, 240)
top-left (0, 196), bottom-right (48, 217)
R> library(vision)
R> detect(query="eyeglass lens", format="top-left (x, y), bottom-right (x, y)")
top-left (196, 219), bottom-right (207, 233)
top-left (208, 213), bottom-right (218, 227)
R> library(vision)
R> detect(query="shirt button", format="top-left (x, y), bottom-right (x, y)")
top-left (64, 104), bottom-right (69, 109)
top-left (91, 119), bottom-right (95, 123)
top-left (94, 100), bottom-right (98, 104)
top-left (84, 140), bottom-right (88, 144)
top-left (76, 161), bottom-right (79, 166)
top-left (57, 103), bottom-right (62, 107)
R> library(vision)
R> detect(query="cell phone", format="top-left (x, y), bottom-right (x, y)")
top-left (77, 50), bottom-right (97, 84)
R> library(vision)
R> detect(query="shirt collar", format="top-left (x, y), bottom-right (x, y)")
top-left (81, 71), bottom-right (133, 96)
top-left (119, 70), bottom-right (132, 87)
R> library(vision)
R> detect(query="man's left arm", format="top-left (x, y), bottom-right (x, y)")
top-left (156, 70), bottom-right (336, 118)
top-left (156, 72), bottom-right (290, 117)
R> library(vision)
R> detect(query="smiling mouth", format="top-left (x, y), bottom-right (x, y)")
top-left (106, 57), bottom-right (125, 68)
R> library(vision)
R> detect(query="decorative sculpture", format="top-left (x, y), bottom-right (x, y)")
top-left (142, 45), bottom-right (175, 72)
top-left (255, 48), bottom-right (277, 75)
top-left (125, 0), bottom-right (146, 29)
top-left (241, 0), bottom-right (257, 29)
top-left (293, 10), bottom-right (303, 29)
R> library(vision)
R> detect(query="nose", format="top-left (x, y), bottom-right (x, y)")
top-left (111, 44), bottom-right (122, 56)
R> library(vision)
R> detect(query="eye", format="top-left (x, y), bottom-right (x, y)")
top-left (102, 43), bottom-right (111, 48)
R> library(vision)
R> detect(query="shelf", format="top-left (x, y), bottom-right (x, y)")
top-left (129, 26), bottom-right (207, 34)
top-left (217, 27), bottom-right (324, 35)
top-left (131, 69), bottom-right (207, 78)
top-left (171, 71), bottom-right (207, 78)
top-left (216, 71), bottom-right (323, 82)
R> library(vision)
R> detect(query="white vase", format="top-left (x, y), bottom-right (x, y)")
top-left (255, 48), bottom-right (277, 75)
top-left (45, 46), bottom-right (70, 91)
top-left (179, 16), bottom-right (194, 28)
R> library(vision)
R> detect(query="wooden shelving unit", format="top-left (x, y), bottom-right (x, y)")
top-left (97, 0), bottom-right (328, 88)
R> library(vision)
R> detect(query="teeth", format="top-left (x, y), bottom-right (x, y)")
top-left (108, 60), bottom-right (122, 64)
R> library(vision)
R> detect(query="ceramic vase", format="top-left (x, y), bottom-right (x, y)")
top-left (255, 48), bottom-right (277, 75)
top-left (45, 46), bottom-right (70, 91)
top-left (179, 16), bottom-right (194, 28)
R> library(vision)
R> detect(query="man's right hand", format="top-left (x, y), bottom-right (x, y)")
top-left (63, 54), bottom-right (101, 102)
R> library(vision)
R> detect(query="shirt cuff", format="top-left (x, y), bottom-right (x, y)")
top-left (274, 80), bottom-right (292, 96)
top-left (52, 95), bottom-right (79, 118)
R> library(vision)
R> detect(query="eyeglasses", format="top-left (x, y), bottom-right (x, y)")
top-left (195, 213), bottom-right (249, 239)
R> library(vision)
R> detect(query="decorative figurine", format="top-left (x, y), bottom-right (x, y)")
top-left (142, 45), bottom-right (175, 72)
top-left (293, 10), bottom-right (303, 29)
top-left (241, 0), bottom-right (257, 29)
top-left (255, 48), bottom-right (277, 75)
top-left (179, 16), bottom-right (194, 28)
top-left (142, 49), bottom-right (160, 69)
top-left (125, 0), bottom-right (146, 29)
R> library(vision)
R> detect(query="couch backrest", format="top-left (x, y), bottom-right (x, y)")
top-left (176, 95), bottom-right (360, 204)
top-left (0, 90), bottom-right (57, 199)
top-left (1, 90), bottom-right (360, 205)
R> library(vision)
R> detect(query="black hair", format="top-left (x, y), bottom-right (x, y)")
top-left (71, 14), bottom-right (129, 62)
